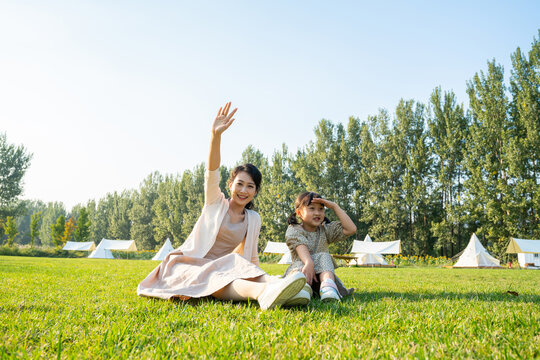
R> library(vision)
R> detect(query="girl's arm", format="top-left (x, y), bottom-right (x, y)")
top-left (311, 198), bottom-right (357, 236)
top-left (295, 245), bottom-right (316, 285)
top-left (208, 102), bottom-right (237, 171)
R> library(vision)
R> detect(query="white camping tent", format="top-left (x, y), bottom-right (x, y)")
top-left (278, 251), bottom-right (292, 265)
top-left (88, 239), bottom-right (137, 259)
top-left (88, 247), bottom-right (114, 259)
top-left (354, 253), bottom-right (387, 266)
top-left (62, 241), bottom-right (96, 251)
top-left (453, 233), bottom-right (501, 268)
top-left (506, 238), bottom-right (540, 268)
top-left (350, 234), bottom-right (401, 265)
top-left (153, 238), bottom-right (175, 261)
top-left (96, 239), bottom-right (137, 251)
top-left (263, 241), bottom-right (291, 264)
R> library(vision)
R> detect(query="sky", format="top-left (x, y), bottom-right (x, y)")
top-left (1, 1), bottom-right (539, 210)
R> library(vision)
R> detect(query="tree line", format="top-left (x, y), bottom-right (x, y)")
top-left (1, 31), bottom-right (539, 258)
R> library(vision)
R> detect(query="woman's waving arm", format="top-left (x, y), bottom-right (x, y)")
top-left (208, 102), bottom-right (237, 171)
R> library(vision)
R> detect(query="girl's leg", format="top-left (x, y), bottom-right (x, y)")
top-left (319, 271), bottom-right (340, 301)
top-left (212, 278), bottom-right (267, 301)
top-left (318, 271), bottom-right (335, 282)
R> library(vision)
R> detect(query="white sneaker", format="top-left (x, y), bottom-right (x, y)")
top-left (303, 283), bottom-right (313, 297)
top-left (284, 289), bottom-right (310, 307)
top-left (320, 286), bottom-right (341, 302)
top-left (258, 273), bottom-right (306, 310)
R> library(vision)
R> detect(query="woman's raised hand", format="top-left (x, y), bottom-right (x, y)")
top-left (212, 102), bottom-right (237, 136)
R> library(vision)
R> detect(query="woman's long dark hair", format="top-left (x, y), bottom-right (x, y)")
top-left (227, 163), bottom-right (262, 210)
top-left (288, 191), bottom-right (331, 225)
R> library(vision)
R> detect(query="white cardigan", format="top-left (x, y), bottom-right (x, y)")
top-left (178, 168), bottom-right (261, 265)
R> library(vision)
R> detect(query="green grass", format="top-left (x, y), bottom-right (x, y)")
top-left (1, 256), bottom-right (539, 359)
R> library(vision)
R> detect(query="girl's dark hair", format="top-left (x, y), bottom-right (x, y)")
top-left (227, 163), bottom-right (262, 210)
top-left (288, 191), bottom-right (331, 225)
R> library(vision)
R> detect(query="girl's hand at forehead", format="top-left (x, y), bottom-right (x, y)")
top-left (212, 102), bottom-right (237, 136)
top-left (310, 197), bottom-right (337, 210)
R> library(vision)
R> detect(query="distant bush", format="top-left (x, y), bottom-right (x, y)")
top-left (112, 250), bottom-right (156, 260)
top-left (386, 254), bottom-right (453, 267)
top-left (0, 245), bottom-right (87, 258)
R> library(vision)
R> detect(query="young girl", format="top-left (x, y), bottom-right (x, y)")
top-left (283, 192), bottom-right (356, 301)
top-left (137, 102), bottom-right (306, 310)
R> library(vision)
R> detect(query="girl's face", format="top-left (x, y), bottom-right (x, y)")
top-left (229, 171), bottom-right (257, 208)
top-left (297, 202), bottom-right (325, 231)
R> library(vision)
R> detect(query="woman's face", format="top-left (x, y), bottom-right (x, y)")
top-left (229, 171), bottom-right (257, 208)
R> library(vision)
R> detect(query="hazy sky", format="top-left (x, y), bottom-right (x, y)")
top-left (1, 1), bottom-right (539, 210)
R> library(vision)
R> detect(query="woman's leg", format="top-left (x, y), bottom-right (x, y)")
top-left (211, 278), bottom-right (266, 301)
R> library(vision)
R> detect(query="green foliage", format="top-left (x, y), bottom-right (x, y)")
top-left (152, 174), bottom-right (184, 247)
top-left (465, 60), bottom-right (512, 257)
top-left (0, 246), bottom-right (87, 258)
top-left (4, 216), bottom-right (18, 246)
top-left (178, 165), bottom-right (205, 243)
top-left (30, 211), bottom-right (42, 247)
top-left (130, 172), bottom-right (161, 250)
top-left (61, 217), bottom-right (76, 245)
top-left (50, 215), bottom-right (65, 247)
top-left (1, 257), bottom-right (539, 359)
top-left (0, 133), bottom-right (33, 217)
top-left (72, 207), bottom-right (90, 242)
top-left (428, 88), bottom-right (469, 257)
top-left (39, 202), bottom-right (66, 247)
top-left (508, 31), bottom-right (540, 240)
top-left (109, 191), bottom-right (133, 240)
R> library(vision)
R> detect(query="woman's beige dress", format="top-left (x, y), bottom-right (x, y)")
top-left (137, 212), bottom-right (266, 300)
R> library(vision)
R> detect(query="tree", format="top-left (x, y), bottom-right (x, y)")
top-left (130, 172), bottom-right (161, 249)
top-left (109, 191), bottom-right (133, 240)
top-left (4, 216), bottom-right (18, 246)
top-left (178, 165), bottom-right (206, 242)
top-left (394, 99), bottom-right (435, 255)
top-left (0, 218), bottom-right (4, 243)
top-left (92, 197), bottom-right (112, 242)
top-left (73, 207), bottom-right (91, 242)
top-left (30, 211), bottom-right (42, 247)
top-left (0, 133), bottom-right (32, 217)
top-left (428, 87), bottom-right (469, 257)
top-left (153, 174), bottom-right (183, 247)
top-left (61, 217), bottom-right (76, 245)
top-left (509, 32), bottom-right (540, 239)
top-left (50, 215), bottom-right (65, 247)
top-left (39, 203), bottom-right (66, 247)
top-left (465, 60), bottom-right (512, 257)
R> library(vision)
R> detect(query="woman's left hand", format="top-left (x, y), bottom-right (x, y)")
top-left (212, 102), bottom-right (237, 136)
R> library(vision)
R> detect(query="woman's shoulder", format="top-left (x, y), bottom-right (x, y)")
top-left (245, 208), bottom-right (261, 223)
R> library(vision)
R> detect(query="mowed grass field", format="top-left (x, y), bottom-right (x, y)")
top-left (1, 256), bottom-right (539, 359)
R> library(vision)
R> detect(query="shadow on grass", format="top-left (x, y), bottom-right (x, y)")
top-left (142, 289), bottom-right (539, 316)
top-left (351, 290), bottom-right (540, 304)
top-left (155, 295), bottom-right (360, 315)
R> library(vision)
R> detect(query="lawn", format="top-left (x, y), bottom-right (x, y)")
top-left (1, 256), bottom-right (539, 359)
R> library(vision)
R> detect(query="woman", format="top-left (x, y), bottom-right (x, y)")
top-left (137, 102), bottom-right (306, 310)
